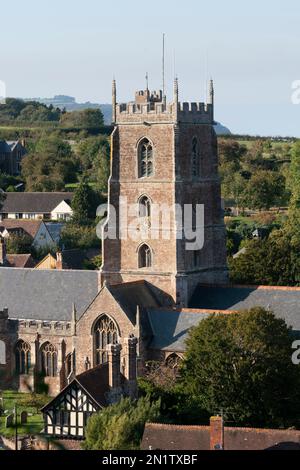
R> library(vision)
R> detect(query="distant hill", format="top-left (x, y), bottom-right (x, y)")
top-left (24, 96), bottom-right (231, 134)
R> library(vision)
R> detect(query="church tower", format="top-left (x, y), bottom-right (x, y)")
top-left (100, 79), bottom-right (228, 306)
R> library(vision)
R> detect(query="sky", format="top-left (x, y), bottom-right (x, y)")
top-left (0, 0), bottom-right (300, 136)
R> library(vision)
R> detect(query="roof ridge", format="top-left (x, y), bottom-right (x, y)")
top-left (197, 284), bottom-right (300, 292)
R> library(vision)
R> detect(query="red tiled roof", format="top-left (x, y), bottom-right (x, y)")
top-left (6, 254), bottom-right (35, 268)
top-left (141, 423), bottom-right (300, 450)
top-left (0, 219), bottom-right (42, 238)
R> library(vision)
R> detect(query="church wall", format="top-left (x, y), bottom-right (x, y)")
top-left (75, 287), bottom-right (138, 375)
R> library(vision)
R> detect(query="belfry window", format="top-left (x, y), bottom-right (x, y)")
top-left (94, 315), bottom-right (118, 366)
top-left (41, 342), bottom-right (57, 377)
top-left (139, 196), bottom-right (151, 218)
top-left (15, 340), bottom-right (31, 374)
top-left (138, 244), bottom-right (152, 268)
top-left (138, 139), bottom-right (154, 178)
top-left (192, 137), bottom-right (200, 178)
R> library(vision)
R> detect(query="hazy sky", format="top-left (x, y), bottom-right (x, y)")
top-left (1, 0), bottom-right (300, 136)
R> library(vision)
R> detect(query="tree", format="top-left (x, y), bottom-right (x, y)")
top-left (182, 308), bottom-right (300, 428)
top-left (71, 180), bottom-right (103, 224)
top-left (218, 139), bottom-right (247, 166)
top-left (243, 170), bottom-right (285, 211)
top-left (286, 141), bottom-right (300, 238)
top-left (21, 137), bottom-right (79, 191)
top-left (83, 396), bottom-right (160, 450)
top-left (60, 109), bottom-right (104, 129)
top-left (229, 229), bottom-right (300, 286)
top-left (60, 223), bottom-right (100, 250)
top-left (6, 233), bottom-right (32, 254)
top-left (76, 136), bottom-right (110, 192)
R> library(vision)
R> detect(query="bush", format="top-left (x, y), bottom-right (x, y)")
top-left (83, 396), bottom-right (160, 450)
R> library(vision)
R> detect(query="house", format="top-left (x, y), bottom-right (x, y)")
top-left (0, 140), bottom-right (26, 176)
top-left (35, 250), bottom-right (88, 270)
top-left (41, 337), bottom-right (138, 439)
top-left (141, 417), bottom-right (300, 451)
top-left (0, 237), bottom-right (34, 268)
top-left (0, 192), bottom-right (73, 221)
top-left (0, 219), bottom-right (58, 250)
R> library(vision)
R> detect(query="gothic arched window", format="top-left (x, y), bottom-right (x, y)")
top-left (191, 137), bottom-right (200, 178)
top-left (138, 139), bottom-right (154, 178)
top-left (15, 340), bottom-right (31, 374)
top-left (41, 342), bottom-right (57, 377)
top-left (139, 195), bottom-right (151, 218)
top-left (165, 353), bottom-right (182, 370)
top-left (138, 243), bottom-right (152, 268)
top-left (94, 315), bottom-right (118, 366)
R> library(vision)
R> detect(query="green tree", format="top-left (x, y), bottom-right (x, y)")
top-left (229, 229), bottom-right (300, 286)
top-left (21, 137), bottom-right (79, 191)
top-left (60, 223), bottom-right (100, 250)
top-left (286, 140), bottom-right (300, 238)
top-left (71, 180), bottom-right (102, 224)
top-left (243, 170), bottom-right (285, 211)
top-left (6, 233), bottom-right (32, 254)
top-left (60, 109), bottom-right (104, 128)
top-left (182, 308), bottom-right (300, 428)
top-left (83, 396), bottom-right (160, 450)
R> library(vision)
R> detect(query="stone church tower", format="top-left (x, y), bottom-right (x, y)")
top-left (100, 79), bottom-right (228, 306)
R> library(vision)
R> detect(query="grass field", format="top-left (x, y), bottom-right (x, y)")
top-left (0, 391), bottom-right (44, 439)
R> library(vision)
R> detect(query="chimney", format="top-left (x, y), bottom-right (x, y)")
top-left (56, 251), bottom-right (63, 270)
top-left (124, 336), bottom-right (138, 399)
top-left (210, 416), bottom-right (224, 450)
top-left (0, 237), bottom-right (7, 266)
top-left (107, 344), bottom-right (122, 393)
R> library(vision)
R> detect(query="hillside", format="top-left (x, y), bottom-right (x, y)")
top-left (24, 96), bottom-right (231, 133)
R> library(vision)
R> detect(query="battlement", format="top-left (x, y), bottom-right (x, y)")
top-left (115, 99), bottom-right (213, 124)
top-left (113, 83), bottom-right (214, 124)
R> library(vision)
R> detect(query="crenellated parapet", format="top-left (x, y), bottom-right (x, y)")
top-left (15, 319), bottom-right (73, 336)
top-left (112, 79), bottom-right (214, 125)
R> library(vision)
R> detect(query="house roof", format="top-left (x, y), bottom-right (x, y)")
top-left (41, 364), bottom-right (111, 412)
top-left (0, 140), bottom-right (19, 153)
top-left (0, 192), bottom-right (73, 214)
top-left (75, 364), bottom-right (110, 407)
top-left (61, 249), bottom-right (88, 270)
top-left (141, 423), bottom-right (300, 450)
top-left (190, 285), bottom-right (300, 333)
top-left (45, 222), bottom-right (64, 244)
top-left (0, 219), bottom-right (43, 239)
top-left (0, 268), bottom-right (99, 321)
top-left (5, 254), bottom-right (35, 268)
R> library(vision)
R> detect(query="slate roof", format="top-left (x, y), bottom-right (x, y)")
top-left (190, 285), bottom-right (300, 332)
top-left (0, 192), bottom-right (73, 213)
top-left (45, 222), bottom-right (64, 244)
top-left (147, 308), bottom-right (211, 351)
top-left (108, 280), bottom-right (161, 325)
top-left (0, 268), bottom-right (99, 321)
top-left (141, 423), bottom-right (300, 450)
top-left (0, 140), bottom-right (20, 153)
